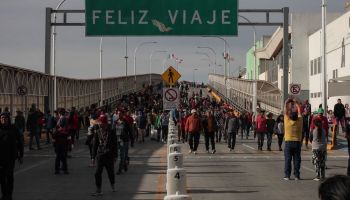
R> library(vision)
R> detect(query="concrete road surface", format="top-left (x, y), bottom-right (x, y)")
top-left (14, 134), bottom-right (348, 200)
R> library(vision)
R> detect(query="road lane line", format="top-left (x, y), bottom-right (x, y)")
top-left (15, 159), bottom-right (52, 175)
top-left (243, 143), bottom-right (256, 150)
top-left (301, 165), bottom-right (315, 173)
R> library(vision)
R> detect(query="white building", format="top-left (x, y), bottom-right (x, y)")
top-left (309, 10), bottom-right (350, 111)
top-left (255, 13), bottom-right (341, 101)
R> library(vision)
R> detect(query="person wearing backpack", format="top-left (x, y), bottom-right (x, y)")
top-left (91, 115), bottom-right (118, 196)
top-left (160, 111), bottom-right (169, 143)
top-left (225, 111), bottom-right (239, 152)
top-left (256, 110), bottom-right (267, 151)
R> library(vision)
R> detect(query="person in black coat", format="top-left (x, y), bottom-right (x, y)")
top-left (0, 112), bottom-right (24, 200)
top-left (52, 108), bottom-right (70, 175)
top-left (91, 118), bottom-right (118, 196)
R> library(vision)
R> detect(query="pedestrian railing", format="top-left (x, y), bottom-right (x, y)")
top-left (164, 117), bottom-right (192, 200)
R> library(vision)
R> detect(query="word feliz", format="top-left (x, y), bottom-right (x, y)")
top-left (91, 10), bottom-right (234, 25)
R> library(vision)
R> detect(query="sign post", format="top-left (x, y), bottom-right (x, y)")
top-left (162, 66), bottom-right (181, 86)
top-left (289, 84), bottom-right (301, 96)
top-left (85, 0), bottom-right (238, 36)
top-left (163, 88), bottom-right (180, 110)
top-left (17, 86), bottom-right (28, 96)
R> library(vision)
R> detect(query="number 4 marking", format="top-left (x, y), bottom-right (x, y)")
top-left (174, 172), bottom-right (180, 179)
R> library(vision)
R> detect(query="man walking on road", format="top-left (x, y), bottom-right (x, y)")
top-left (202, 111), bottom-right (217, 154)
top-left (185, 109), bottom-right (201, 154)
top-left (225, 111), bottom-right (239, 152)
top-left (91, 116), bottom-right (118, 196)
top-left (283, 98), bottom-right (303, 181)
top-left (27, 104), bottom-right (41, 150)
top-left (0, 112), bottom-right (24, 200)
top-left (266, 113), bottom-right (275, 151)
top-left (52, 108), bottom-right (71, 175)
top-left (334, 98), bottom-right (346, 145)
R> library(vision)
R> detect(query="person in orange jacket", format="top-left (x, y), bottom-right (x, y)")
top-left (185, 109), bottom-right (202, 154)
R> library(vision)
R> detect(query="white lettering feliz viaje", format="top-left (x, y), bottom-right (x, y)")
top-left (92, 10), bottom-right (232, 25)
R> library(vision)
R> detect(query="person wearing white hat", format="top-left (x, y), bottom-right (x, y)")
top-left (185, 109), bottom-right (202, 154)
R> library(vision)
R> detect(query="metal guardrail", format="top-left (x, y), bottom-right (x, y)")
top-left (208, 74), bottom-right (282, 115)
top-left (0, 63), bottom-right (161, 116)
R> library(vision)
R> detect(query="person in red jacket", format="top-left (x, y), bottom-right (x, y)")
top-left (185, 109), bottom-right (202, 154)
top-left (310, 108), bottom-right (329, 143)
top-left (256, 110), bottom-right (267, 151)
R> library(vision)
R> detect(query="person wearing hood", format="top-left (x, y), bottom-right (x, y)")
top-left (91, 114), bottom-right (117, 196)
top-left (0, 112), bottom-right (24, 200)
top-left (283, 98), bottom-right (303, 181)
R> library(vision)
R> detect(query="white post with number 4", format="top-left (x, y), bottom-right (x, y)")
top-left (166, 167), bottom-right (187, 196)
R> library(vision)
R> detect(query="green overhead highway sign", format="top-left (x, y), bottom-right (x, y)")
top-left (85, 0), bottom-right (238, 36)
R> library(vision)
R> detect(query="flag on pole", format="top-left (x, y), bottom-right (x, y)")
top-left (171, 53), bottom-right (183, 64)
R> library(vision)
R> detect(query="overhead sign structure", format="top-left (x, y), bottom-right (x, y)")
top-left (162, 66), bottom-right (181, 86)
top-left (85, 0), bottom-right (238, 36)
top-left (163, 88), bottom-right (180, 110)
top-left (17, 85), bottom-right (28, 96)
top-left (289, 84), bottom-right (301, 95)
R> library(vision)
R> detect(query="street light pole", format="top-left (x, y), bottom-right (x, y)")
top-left (239, 15), bottom-right (257, 115)
top-left (99, 37), bottom-right (103, 107)
top-left (162, 54), bottom-right (170, 72)
top-left (321, 0), bottom-right (327, 114)
top-left (197, 46), bottom-right (217, 67)
top-left (124, 36), bottom-right (128, 92)
top-left (133, 41), bottom-right (157, 91)
top-left (196, 52), bottom-right (215, 73)
top-left (52, 0), bottom-right (67, 111)
top-left (149, 50), bottom-right (167, 85)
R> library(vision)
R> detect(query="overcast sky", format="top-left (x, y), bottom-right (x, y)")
top-left (0, 0), bottom-right (348, 83)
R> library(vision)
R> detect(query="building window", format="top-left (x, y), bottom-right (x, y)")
top-left (318, 92), bottom-right (321, 97)
top-left (311, 93), bottom-right (314, 98)
top-left (318, 57), bottom-right (321, 73)
top-left (310, 60), bottom-right (314, 75)
top-left (314, 58), bottom-right (318, 74)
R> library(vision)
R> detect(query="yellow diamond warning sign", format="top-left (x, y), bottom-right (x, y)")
top-left (162, 66), bottom-right (181, 86)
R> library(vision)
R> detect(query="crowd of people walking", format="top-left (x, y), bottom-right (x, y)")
top-left (1, 82), bottom-right (350, 199)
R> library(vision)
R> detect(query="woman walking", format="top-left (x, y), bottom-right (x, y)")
top-left (275, 115), bottom-right (284, 151)
top-left (310, 119), bottom-right (327, 181)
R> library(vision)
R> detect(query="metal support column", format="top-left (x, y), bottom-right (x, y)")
top-left (282, 7), bottom-right (290, 107)
top-left (44, 8), bottom-right (52, 112)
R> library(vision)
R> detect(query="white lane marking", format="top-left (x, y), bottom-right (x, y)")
top-left (242, 143), bottom-right (256, 150)
top-left (15, 159), bottom-right (52, 175)
top-left (301, 165), bottom-right (315, 173)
